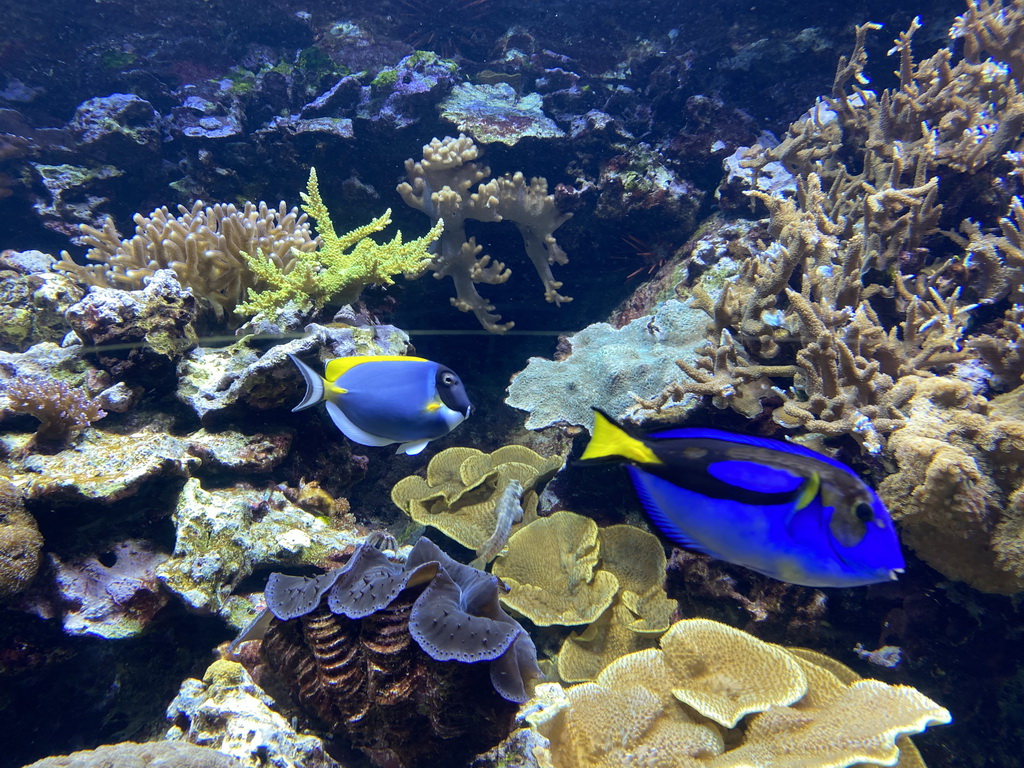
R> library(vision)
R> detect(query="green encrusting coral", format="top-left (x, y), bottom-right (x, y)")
top-left (236, 168), bottom-right (443, 319)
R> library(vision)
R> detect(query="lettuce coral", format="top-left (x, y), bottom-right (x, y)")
top-left (390, 444), bottom-right (561, 557)
top-left (531, 618), bottom-right (951, 768)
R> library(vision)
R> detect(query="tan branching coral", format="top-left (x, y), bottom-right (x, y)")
top-left (56, 200), bottom-right (318, 321)
top-left (533, 619), bottom-right (951, 768)
top-left (397, 134), bottom-right (572, 332)
top-left (391, 444), bottom-right (561, 557)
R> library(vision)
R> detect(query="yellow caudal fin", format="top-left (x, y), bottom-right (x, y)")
top-left (581, 409), bottom-right (661, 465)
top-left (324, 355), bottom-right (428, 382)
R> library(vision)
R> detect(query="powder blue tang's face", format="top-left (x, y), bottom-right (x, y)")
top-left (582, 413), bottom-right (905, 588)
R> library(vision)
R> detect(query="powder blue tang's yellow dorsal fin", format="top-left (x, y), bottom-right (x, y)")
top-left (324, 355), bottom-right (429, 382)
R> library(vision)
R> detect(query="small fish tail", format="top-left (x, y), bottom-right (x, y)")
top-left (581, 408), bottom-right (660, 465)
top-left (288, 353), bottom-right (326, 412)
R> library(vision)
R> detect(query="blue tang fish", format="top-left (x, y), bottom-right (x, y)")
top-left (580, 410), bottom-right (904, 587)
top-left (288, 354), bottom-right (471, 455)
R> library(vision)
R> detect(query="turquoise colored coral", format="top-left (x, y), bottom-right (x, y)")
top-left (236, 167), bottom-right (443, 319)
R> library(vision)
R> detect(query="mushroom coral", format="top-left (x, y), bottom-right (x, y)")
top-left (391, 444), bottom-right (561, 560)
top-left (531, 619), bottom-right (950, 768)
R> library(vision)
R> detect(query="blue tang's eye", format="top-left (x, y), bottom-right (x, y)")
top-left (855, 502), bottom-right (874, 523)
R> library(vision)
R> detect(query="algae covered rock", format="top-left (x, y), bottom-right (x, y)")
top-left (66, 269), bottom-right (199, 382)
top-left (176, 321), bottom-right (409, 424)
top-left (21, 741), bottom-right (242, 768)
top-left (0, 250), bottom-right (84, 352)
top-left (0, 477), bottom-right (43, 599)
top-left (166, 659), bottom-right (339, 768)
top-left (157, 478), bottom-right (362, 628)
top-left (48, 539), bottom-right (170, 639)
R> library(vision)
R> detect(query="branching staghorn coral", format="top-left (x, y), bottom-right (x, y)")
top-left (397, 134), bottom-right (572, 332)
top-left (236, 168), bottom-right (443, 319)
top-left (642, 6), bottom-right (1024, 456)
top-left (57, 199), bottom-right (319, 321)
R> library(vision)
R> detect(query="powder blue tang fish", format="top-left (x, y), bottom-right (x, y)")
top-left (288, 354), bottom-right (471, 455)
top-left (580, 410), bottom-right (904, 587)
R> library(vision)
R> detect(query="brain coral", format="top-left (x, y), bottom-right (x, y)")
top-left (532, 618), bottom-right (951, 768)
top-left (257, 537), bottom-right (541, 768)
top-left (0, 477), bottom-right (43, 599)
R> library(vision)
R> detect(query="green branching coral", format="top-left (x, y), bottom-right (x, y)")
top-left (236, 168), bottom-right (443, 319)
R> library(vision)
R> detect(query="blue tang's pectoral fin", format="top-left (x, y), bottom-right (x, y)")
top-left (325, 401), bottom-right (394, 447)
top-left (626, 465), bottom-right (726, 560)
